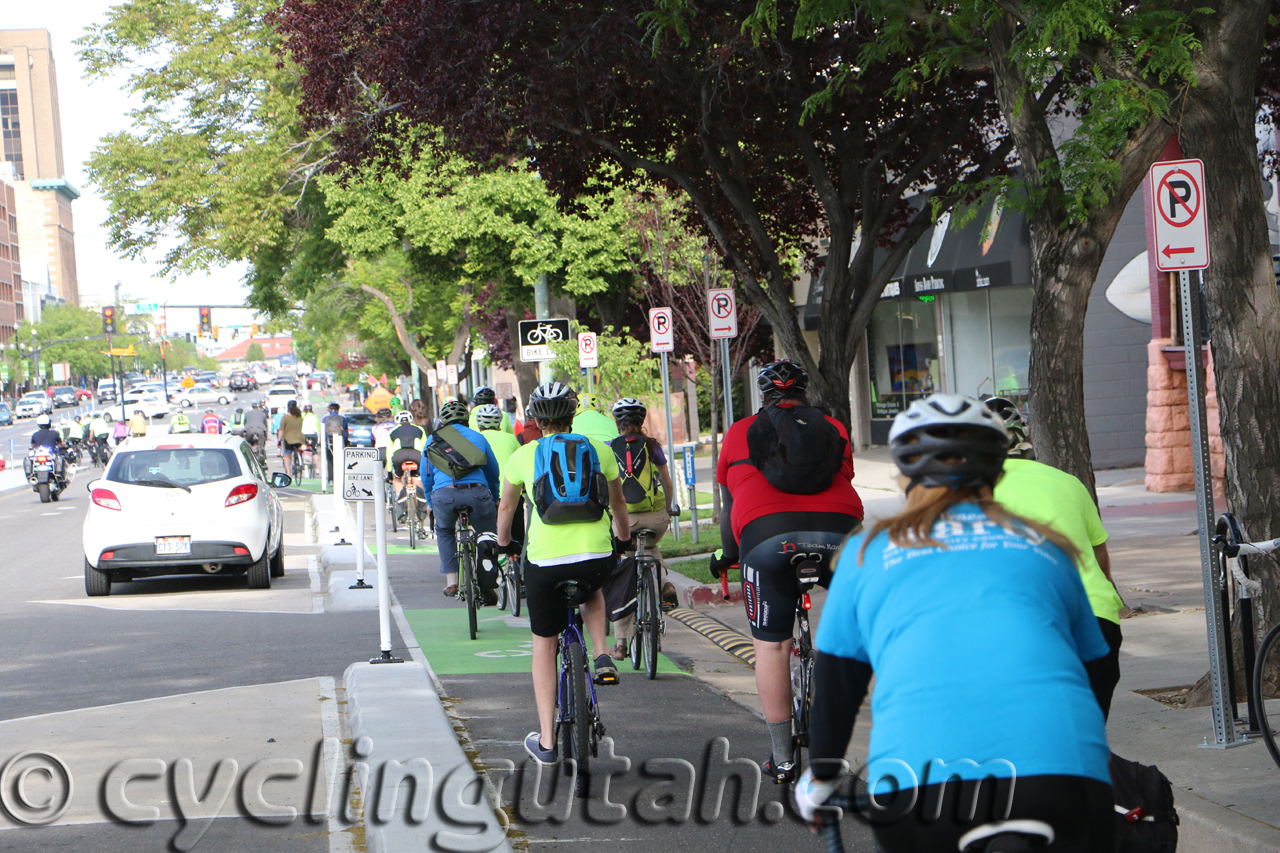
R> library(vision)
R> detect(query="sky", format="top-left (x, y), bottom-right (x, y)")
top-left (7, 2), bottom-right (254, 327)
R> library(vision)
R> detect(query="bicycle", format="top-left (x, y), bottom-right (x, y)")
top-left (288, 444), bottom-right (303, 482)
top-left (387, 475), bottom-right (399, 534)
top-left (626, 528), bottom-right (666, 679)
top-left (554, 579), bottom-right (605, 798)
top-left (1214, 513), bottom-right (1280, 769)
top-left (496, 552), bottom-right (522, 617)
top-left (401, 460), bottom-right (422, 550)
top-left (524, 322), bottom-right (564, 344)
top-left (452, 503), bottom-right (481, 640)
top-left (789, 555), bottom-right (823, 779)
top-left (302, 438), bottom-right (318, 479)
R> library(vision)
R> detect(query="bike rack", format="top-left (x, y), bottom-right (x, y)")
top-left (1215, 512), bottom-right (1264, 734)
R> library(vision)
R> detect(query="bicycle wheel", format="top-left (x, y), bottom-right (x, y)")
top-left (791, 617), bottom-right (816, 776)
top-left (495, 563), bottom-right (509, 611)
top-left (565, 636), bottom-right (592, 797)
top-left (630, 571), bottom-right (645, 671)
top-left (1254, 622), bottom-right (1280, 770)
top-left (507, 558), bottom-right (522, 617)
top-left (407, 490), bottom-right (418, 550)
top-left (388, 482), bottom-right (398, 533)
top-left (644, 566), bottom-right (661, 680)
top-left (464, 541), bottom-right (478, 641)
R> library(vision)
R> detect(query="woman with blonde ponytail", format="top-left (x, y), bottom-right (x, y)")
top-left (794, 395), bottom-right (1114, 853)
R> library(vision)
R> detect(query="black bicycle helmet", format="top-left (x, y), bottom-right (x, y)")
top-left (982, 396), bottom-right (1029, 446)
top-left (611, 397), bottom-right (647, 425)
top-left (526, 382), bottom-right (577, 421)
top-left (889, 394), bottom-right (1009, 490)
top-left (328, 402), bottom-right (340, 411)
top-left (439, 399), bottom-right (469, 425)
top-left (473, 386), bottom-right (497, 406)
top-left (235, 407), bottom-right (243, 414)
top-left (758, 359), bottom-right (809, 402)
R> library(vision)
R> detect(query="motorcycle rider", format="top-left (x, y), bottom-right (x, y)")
top-left (30, 414), bottom-right (63, 450)
top-left (170, 409), bottom-right (192, 434)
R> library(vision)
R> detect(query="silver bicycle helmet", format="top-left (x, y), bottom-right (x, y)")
top-left (889, 394), bottom-right (1008, 490)
top-left (526, 382), bottom-right (577, 420)
top-left (439, 399), bottom-right (469, 425)
top-left (474, 403), bottom-right (504, 430)
top-left (611, 397), bottom-right (647, 425)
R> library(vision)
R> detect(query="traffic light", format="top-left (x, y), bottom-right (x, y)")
top-left (250, 323), bottom-right (259, 337)
top-left (211, 325), bottom-right (219, 339)
top-left (198, 306), bottom-right (212, 335)
top-left (102, 305), bottom-right (116, 334)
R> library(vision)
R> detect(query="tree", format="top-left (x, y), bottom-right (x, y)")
top-left (275, 0), bottom-right (1014, 428)
top-left (547, 322), bottom-right (658, 403)
top-left (246, 342), bottom-right (266, 363)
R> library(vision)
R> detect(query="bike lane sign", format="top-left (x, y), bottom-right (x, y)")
top-left (342, 447), bottom-right (381, 502)
top-left (1150, 159), bottom-right (1210, 271)
top-left (517, 318), bottom-right (571, 362)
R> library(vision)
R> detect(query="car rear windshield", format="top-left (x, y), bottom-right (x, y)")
top-left (107, 448), bottom-right (243, 487)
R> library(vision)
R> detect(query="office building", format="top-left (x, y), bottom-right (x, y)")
top-left (0, 177), bottom-right (20, 342)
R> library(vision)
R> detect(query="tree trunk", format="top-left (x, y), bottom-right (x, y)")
top-left (504, 305), bottom-right (539, 405)
top-left (1179, 0), bottom-right (1280, 630)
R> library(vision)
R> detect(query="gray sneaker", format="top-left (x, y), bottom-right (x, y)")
top-left (524, 732), bottom-right (556, 766)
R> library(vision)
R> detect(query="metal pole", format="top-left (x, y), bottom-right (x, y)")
top-left (351, 500), bottom-right (372, 589)
top-left (720, 338), bottom-right (734, 427)
top-left (661, 351), bottom-right (680, 540)
top-left (371, 464), bottom-right (401, 663)
top-left (319, 427), bottom-right (328, 493)
top-left (535, 273), bottom-right (551, 384)
top-left (1183, 270), bottom-right (1243, 749)
top-left (332, 432), bottom-right (345, 537)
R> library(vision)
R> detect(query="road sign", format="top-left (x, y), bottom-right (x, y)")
top-left (648, 307), bottom-right (674, 353)
top-left (341, 447), bottom-right (381, 502)
top-left (682, 446), bottom-right (696, 486)
top-left (0, 363), bottom-right (8, 382)
top-left (446, 364), bottom-right (459, 385)
top-left (435, 359), bottom-right (447, 378)
top-left (578, 332), bottom-right (598, 368)
top-left (517, 318), bottom-right (571, 362)
top-left (1151, 159), bottom-right (1210, 271)
top-left (427, 369), bottom-right (438, 388)
top-left (708, 288), bottom-right (739, 339)
top-left (180, 375), bottom-right (195, 389)
top-left (127, 302), bottom-right (160, 315)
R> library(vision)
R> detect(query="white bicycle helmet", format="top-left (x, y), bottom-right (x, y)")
top-left (889, 394), bottom-right (1008, 490)
top-left (394, 410), bottom-right (412, 424)
top-left (474, 404), bottom-right (504, 430)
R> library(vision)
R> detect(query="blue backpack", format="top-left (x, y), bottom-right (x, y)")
top-left (532, 433), bottom-right (608, 524)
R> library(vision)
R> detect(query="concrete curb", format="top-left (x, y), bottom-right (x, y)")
top-left (343, 660), bottom-right (513, 853)
top-left (1176, 789), bottom-right (1280, 853)
top-left (668, 567), bottom-right (742, 605)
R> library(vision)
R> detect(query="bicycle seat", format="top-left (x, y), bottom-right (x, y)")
top-left (454, 504), bottom-right (474, 514)
top-left (958, 820), bottom-right (1054, 852)
top-left (401, 461), bottom-right (418, 471)
top-left (635, 528), bottom-right (658, 539)
top-left (792, 557), bottom-right (823, 587)
top-left (555, 580), bottom-right (589, 605)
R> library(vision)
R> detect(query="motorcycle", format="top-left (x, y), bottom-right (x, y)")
top-left (24, 446), bottom-right (69, 503)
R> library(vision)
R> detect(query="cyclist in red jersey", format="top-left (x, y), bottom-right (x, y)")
top-left (711, 359), bottom-right (864, 783)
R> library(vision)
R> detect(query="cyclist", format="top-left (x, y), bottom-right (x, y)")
top-left (243, 402), bottom-right (270, 459)
top-left (169, 409), bottom-right (192, 435)
top-left (388, 409), bottom-right (428, 523)
top-left (495, 382), bottom-right (632, 766)
top-left (572, 392), bottom-right (619, 444)
top-left (468, 386), bottom-right (514, 433)
top-left (230, 407), bottom-right (247, 435)
top-left (129, 409), bottom-right (149, 438)
top-left (990, 406), bottom-right (1125, 719)
top-left (300, 404), bottom-right (320, 461)
top-left (796, 395), bottom-right (1114, 852)
top-left (984, 395), bottom-right (1035, 460)
top-left (322, 402), bottom-right (348, 488)
top-left (476, 402), bottom-right (523, 566)
top-left (710, 359), bottom-right (863, 784)
top-left (372, 406), bottom-right (395, 453)
top-left (421, 400), bottom-right (501, 601)
top-left (112, 415), bottom-right (129, 445)
top-left (607, 397), bottom-right (679, 659)
top-left (89, 411), bottom-right (111, 458)
top-left (200, 408), bottom-right (224, 435)
top-left (279, 401), bottom-right (305, 474)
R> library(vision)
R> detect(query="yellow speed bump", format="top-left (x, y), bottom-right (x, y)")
top-left (667, 607), bottom-right (756, 668)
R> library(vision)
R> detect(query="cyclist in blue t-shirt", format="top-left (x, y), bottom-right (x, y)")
top-left (795, 395), bottom-right (1114, 853)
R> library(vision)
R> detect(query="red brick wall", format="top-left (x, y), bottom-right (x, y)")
top-left (1145, 338), bottom-right (1224, 497)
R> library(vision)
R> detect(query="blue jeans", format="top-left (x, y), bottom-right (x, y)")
top-left (431, 486), bottom-right (497, 576)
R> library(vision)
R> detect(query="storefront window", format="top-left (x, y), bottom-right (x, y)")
top-left (869, 295), bottom-right (939, 420)
top-left (990, 287), bottom-right (1032, 404)
top-left (946, 290), bottom-right (993, 398)
top-left (943, 286), bottom-right (1032, 407)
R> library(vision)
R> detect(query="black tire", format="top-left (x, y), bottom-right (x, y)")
top-left (269, 545), bottom-right (285, 578)
top-left (1255, 622), bottom-right (1280, 770)
top-left (495, 567), bottom-right (509, 611)
top-left (564, 638), bottom-right (592, 797)
top-left (408, 493), bottom-right (418, 550)
top-left (84, 558), bottom-right (111, 597)
top-left (465, 547), bottom-right (478, 640)
top-left (51, 487), bottom-right (60, 502)
top-left (506, 562), bottom-right (521, 618)
top-left (247, 548), bottom-right (271, 589)
top-left (630, 572), bottom-right (645, 671)
top-left (38, 483), bottom-right (50, 503)
top-left (644, 569), bottom-right (661, 680)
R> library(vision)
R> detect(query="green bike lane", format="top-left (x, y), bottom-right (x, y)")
top-left (381, 542), bottom-right (875, 851)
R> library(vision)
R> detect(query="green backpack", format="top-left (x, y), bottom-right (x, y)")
top-left (427, 425), bottom-right (488, 480)
top-left (610, 434), bottom-right (662, 512)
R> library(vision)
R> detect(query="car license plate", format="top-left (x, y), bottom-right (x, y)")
top-left (155, 536), bottom-right (192, 555)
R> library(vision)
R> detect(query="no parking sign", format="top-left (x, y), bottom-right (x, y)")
top-left (708, 289), bottom-right (738, 339)
top-left (1150, 159), bottom-right (1210, 271)
top-left (578, 332), bottom-right (599, 368)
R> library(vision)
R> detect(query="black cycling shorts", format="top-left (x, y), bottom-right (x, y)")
top-left (391, 447), bottom-right (421, 478)
top-left (283, 441), bottom-right (302, 452)
top-left (739, 511), bottom-right (861, 642)
top-left (870, 774), bottom-right (1114, 853)
top-left (245, 429), bottom-right (266, 446)
top-left (525, 556), bottom-right (615, 638)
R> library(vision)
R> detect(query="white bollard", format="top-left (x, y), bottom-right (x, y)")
top-left (319, 431), bottom-right (328, 493)
top-left (351, 500), bottom-right (371, 589)
top-left (371, 465), bottom-right (401, 663)
top-left (331, 431), bottom-right (345, 535)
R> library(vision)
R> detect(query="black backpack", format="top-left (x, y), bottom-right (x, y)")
top-left (1110, 753), bottom-right (1178, 853)
top-left (426, 425), bottom-right (489, 481)
top-left (741, 404), bottom-right (845, 494)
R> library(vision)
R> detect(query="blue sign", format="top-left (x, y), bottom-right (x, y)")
top-left (682, 446), bottom-right (696, 486)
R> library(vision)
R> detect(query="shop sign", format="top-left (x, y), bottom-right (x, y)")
top-left (951, 262), bottom-right (1015, 292)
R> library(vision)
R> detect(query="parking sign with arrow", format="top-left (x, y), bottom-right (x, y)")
top-left (649, 307), bottom-right (674, 353)
top-left (1150, 159), bottom-right (1209, 272)
top-left (708, 288), bottom-right (738, 339)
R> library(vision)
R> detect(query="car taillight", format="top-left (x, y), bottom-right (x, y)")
top-left (92, 489), bottom-right (122, 511)
top-left (225, 483), bottom-right (258, 507)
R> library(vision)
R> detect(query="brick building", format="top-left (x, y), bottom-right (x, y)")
top-left (0, 178), bottom-right (21, 343)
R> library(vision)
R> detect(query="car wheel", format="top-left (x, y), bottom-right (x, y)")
top-left (247, 548), bottom-right (271, 589)
top-left (85, 558), bottom-right (111, 597)
top-left (270, 545), bottom-right (285, 578)
top-left (181, 399), bottom-right (192, 407)
top-left (219, 396), bottom-right (229, 405)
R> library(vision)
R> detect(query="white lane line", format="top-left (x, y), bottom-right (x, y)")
top-left (309, 554), bottom-right (325, 613)
top-left (41, 512), bottom-right (60, 516)
top-left (59, 576), bottom-right (81, 580)
top-left (32, 600), bottom-right (316, 615)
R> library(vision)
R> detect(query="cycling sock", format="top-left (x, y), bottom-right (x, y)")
top-left (767, 720), bottom-right (793, 764)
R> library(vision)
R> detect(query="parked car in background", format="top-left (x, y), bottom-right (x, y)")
top-left (346, 412), bottom-right (376, 447)
top-left (0, 403), bottom-right (12, 426)
top-left (97, 377), bottom-right (118, 403)
top-left (172, 384), bottom-right (236, 408)
top-left (81, 434), bottom-right (292, 596)
top-left (49, 386), bottom-right (78, 408)
top-left (265, 387), bottom-right (296, 416)
top-left (76, 389), bottom-right (94, 402)
top-left (228, 372), bottom-right (257, 392)
top-left (121, 393), bottom-right (172, 421)
top-left (17, 392), bottom-right (52, 418)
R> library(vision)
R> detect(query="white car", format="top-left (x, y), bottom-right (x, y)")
top-left (16, 393), bottom-right (51, 418)
top-left (82, 434), bottom-right (292, 596)
top-left (265, 387), bottom-right (296, 415)
top-left (121, 393), bottom-right (172, 421)
top-left (173, 384), bottom-right (236, 407)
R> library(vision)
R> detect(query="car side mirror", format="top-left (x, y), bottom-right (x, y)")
top-left (270, 472), bottom-right (292, 489)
